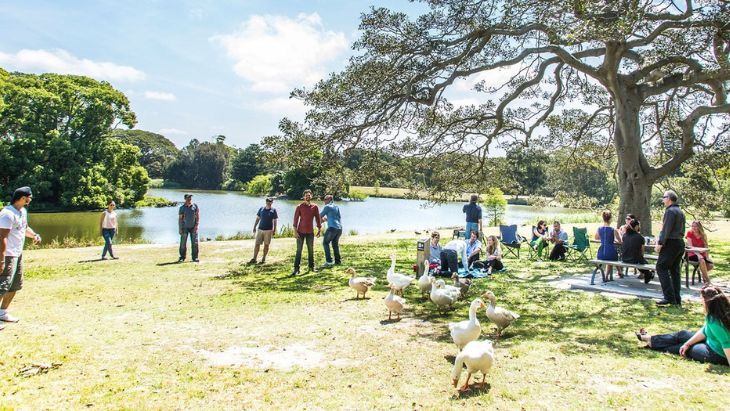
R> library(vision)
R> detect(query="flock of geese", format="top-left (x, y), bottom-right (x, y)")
top-left (346, 255), bottom-right (520, 392)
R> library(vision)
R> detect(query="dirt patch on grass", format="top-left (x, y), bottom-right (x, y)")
top-left (196, 343), bottom-right (360, 370)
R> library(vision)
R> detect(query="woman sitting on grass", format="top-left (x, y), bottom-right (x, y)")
top-left (473, 235), bottom-right (502, 274)
top-left (636, 285), bottom-right (730, 366)
top-left (621, 219), bottom-right (653, 283)
top-left (685, 220), bottom-right (713, 284)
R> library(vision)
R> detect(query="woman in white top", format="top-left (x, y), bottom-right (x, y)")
top-left (100, 200), bottom-right (118, 259)
top-left (474, 235), bottom-right (503, 274)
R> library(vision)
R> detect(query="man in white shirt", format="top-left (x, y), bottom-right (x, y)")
top-left (0, 187), bottom-right (42, 328)
top-left (440, 238), bottom-right (469, 274)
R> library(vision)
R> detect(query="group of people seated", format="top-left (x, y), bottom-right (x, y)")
top-left (594, 210), bottom-right (714, 284)
top-left (427, 230), bottom-right (503, 276)
top-left (529, 220), bottom-right (569, 261)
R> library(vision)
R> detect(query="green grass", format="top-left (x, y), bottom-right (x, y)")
top-left (2, 234), bottom-right (728, 409)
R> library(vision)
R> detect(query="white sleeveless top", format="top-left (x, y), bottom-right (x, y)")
top-left (102, 210), bottom-right (118, 229)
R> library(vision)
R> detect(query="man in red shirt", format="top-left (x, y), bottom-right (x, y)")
top-left (291, 189), bottom-right (321, 276)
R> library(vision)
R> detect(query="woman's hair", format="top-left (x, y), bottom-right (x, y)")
top-left (486, 235), bottom-right (500, 255)
top-left (626, 218), bottom-right (641, 233)
top-left (431, 231), bottom-right (440, 239)
top-left (602, 210), bottom-right (612, 223)
top-left (701, 286), bottom-right (730, 331)
top-left (625, 213), bottom-right (636, 222)
top-left (108, 200), bottom-right (116, 206)
top-left (691, 220), bottom-right (708, 245)
top-left (537, 220), bottom-right (546, 229)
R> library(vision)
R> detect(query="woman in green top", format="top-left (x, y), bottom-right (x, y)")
top-left (636, 285), bottom-right (730, 366)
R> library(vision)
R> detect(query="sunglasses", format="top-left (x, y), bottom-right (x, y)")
top-left (662, 195), bottom-right (669, 199)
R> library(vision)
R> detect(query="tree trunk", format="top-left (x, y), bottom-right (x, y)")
top-left (613, 91), bottom-right (656, 235)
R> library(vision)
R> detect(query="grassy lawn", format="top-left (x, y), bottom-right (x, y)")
top-left (1, 233), bottom-right (728, 409)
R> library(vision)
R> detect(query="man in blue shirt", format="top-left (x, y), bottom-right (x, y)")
top-left (320, 194), bottom-right (342, 267)
top-left (462, 195), bottom-right (482, 239)
top-left (465, 230), bottom-right (482, 268)
top-left (249, 197), bottom-right (278, 265)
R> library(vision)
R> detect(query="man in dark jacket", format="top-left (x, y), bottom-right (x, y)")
top-left (655, 190), bottom-right (685, 306)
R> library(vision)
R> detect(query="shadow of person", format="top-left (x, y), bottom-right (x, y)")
top-left (77, 258), bottom-right (106, 263)
top-left (157, 261), bottom-right (183, 266)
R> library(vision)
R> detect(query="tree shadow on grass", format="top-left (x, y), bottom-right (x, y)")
top-left (705, 363), bottom-right (730, 375)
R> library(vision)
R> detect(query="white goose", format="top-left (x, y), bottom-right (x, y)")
top-left (417, 259), bottom-right (434, 297)
top-left (451, 339), bottom-right (495, 392)
top-left (429, 279), bottom-right (460, 311)
top-left (482, 290), bottom-right (520, 339)
top-left (449, 298), bottom-right (485, 351)
top-left (451, 273), bottom-right (472, 299)
top-left (384, 284), bottom-right (406, 320)
top-left (345, 267), bottom-right (376, 299)
top-left (387, 254), bottom-right (415, 296)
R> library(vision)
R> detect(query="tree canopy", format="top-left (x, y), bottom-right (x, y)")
top-left (297, 0), bottom-right (730, 233)
top-left (0, 69), bottom-right (148, 208)
top-left (111, 129), bottom-right (179, 178)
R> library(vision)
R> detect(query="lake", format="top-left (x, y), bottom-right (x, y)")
top-left (28, 188), bottom-right (590, 244)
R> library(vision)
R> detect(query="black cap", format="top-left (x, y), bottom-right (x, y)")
top-left (266, 197), bottom-right (274, 202)
top-left (12, 186), bottom-right (32, 203)
top-left (184, 194), bottom-right (193, 199)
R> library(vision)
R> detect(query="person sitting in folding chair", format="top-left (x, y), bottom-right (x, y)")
top-left (548, 221), bottom-right (568, 261)
top-left (499, 224), bottom-right (522, 258)
top-left (530, 220), bottom-right (549, 260)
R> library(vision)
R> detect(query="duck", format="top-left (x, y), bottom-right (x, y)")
top-left (345, 267), bottom-right (376, 299)
top-left (429, 278), bottom-right (460, 312)
top-left (451, 273), bottom-right (472, 299)
top-left (417, 260), bottom-right (434, 297)
top-left (387, 254), bottom-right (415, 296)
top-left (384, 284), bottom-right (406, 320)
top-left (449, 298), bottom-right (486, 351)
top-left (451, 339), bottom-right (495, 392)
top-left (481, 290), bottom-right (520, 339)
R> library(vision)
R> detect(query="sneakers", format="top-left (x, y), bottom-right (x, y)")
top-left (257, 259), bottom-right (265, 265)
top-left (178, 258), bottom-right (185, 263)
top-left (247, 258), bottom-right (257, 265)
top-left (643, 272), bottom-right (654, 284)
top-left (0, 312), bottom-right (20, 323)
top-left (655, 299), bottom-right (671, 307)
top-left (192, 259), bottom-right (200, 263)
top-left (309, 266), bottom-right (318, 273)
top-left (322, 262), bottom-right (334, 268)
top-left (290, 269), bottom-right (300, 277)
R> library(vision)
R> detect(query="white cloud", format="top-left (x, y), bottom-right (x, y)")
top-left (159, 128), bottom-right (188, 136)
top-left (452, 66), bottom-right (523, 93)
top-left (0, 49), bottom-right (145, 82)
top-left (251, 96), bottom-right (307, 117)
top-left (211, 13), bottom-right (348, 93)
top-left (144, 91), bottom-right (177, 101)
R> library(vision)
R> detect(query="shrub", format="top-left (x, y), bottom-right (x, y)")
top-left (246, 175), bottom-right (273, 196)
top-left (482, 187), bottom-right (507, 226)
top-left (348, 189), bottom-right (368, 201)
top-left (134, 195), bottom-right (177, 208)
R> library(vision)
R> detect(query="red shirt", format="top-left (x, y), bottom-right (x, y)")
top-left (685, 231), bottom-right (707, 258)
top-left (293, 202), bottom-right (321, 234)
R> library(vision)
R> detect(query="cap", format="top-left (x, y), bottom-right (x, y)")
top-left (184, 194), bottom-right (193, 199)
top-left (14, 186), bottom-right (32, 197)
top-left (265, 197), bottom-right (274, 202)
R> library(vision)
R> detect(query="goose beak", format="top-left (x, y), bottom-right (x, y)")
top-left (480, 302), bottom-right (486, 309)
top-left (452, 378), bottom-right (459, 388)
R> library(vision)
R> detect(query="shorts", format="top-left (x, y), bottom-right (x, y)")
top-left (0, 255), bottom-right (24, 294)
top-left (688, 254), bottom-right (713, 264)
top-left (255, 229), bottom-right (273, 246)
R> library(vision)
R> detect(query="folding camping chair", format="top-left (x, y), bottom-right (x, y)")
top-left (499, 224), bottom-right (522, 258)
top-left (566, 226), bottom-right (592, 262)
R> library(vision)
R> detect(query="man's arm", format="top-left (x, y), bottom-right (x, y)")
top-left (0, 228), bottom-right (8, 271)
top-left (178, 210), bottom-right (184, 234)
top-left (253, 216), bottom-right (260, 232)
top-left (193, 206), bottom-right (200, 232)
top-left (314, 206), bottom-right (322, 237)
top-left (293, 206), bottom-right (301, 238)
top-left (272, 218), bottom-right (278, 237)
top-left (658, 209), bottom-right (674, 245)
top-left (25, 226), bottom-right (40, 243)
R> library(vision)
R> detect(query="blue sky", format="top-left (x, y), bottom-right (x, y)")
top-left (0, 0), bottom-right (430, 148)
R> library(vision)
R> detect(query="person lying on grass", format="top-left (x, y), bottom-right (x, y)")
top-left (636, 285), bottom-right (730, 366)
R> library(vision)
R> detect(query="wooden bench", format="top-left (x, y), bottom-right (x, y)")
top-left (588, 259), bottom-right (657, 285)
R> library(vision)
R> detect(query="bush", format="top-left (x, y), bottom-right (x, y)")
top-left (482, 187), bottom-right (507, 226)
top-left (348, 229), bottom-right (359, 236)
top-left (246, 175), bottom-right (273, 196)
top-left (278, 224), bottom-right (296, 238)
top-left (348, 189), bottom-right (368, 201)
top-left (134, 195), bottom-right (177, 208)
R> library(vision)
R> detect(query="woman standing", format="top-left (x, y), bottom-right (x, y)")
top-left (595, 210), bottom-right (620, 277)
top-left (686, 220), bottom-right (713, 284)
top-left (100, 200), bottom-right (118, 260)
top-left (636, 285), bottom-right (730, 366)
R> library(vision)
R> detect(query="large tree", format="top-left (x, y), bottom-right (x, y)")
top-left (297, 0), bottom-right (730, 233)
top-left (0, 69), bottom-right (148, 208)
top-left (111, 129), bottom-right (179, 178)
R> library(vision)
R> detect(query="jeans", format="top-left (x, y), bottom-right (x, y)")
top-left (440, 249), bottom-right (459, 274)
top-left (294, 232), bottom-right (315, 270)
top-left (650, 330), bottom-right (729, 366)
top-left (657, 239), bottom-right (684, 304)
top-left (465, 222), bottom-right (479, 239)
top-left (323, 228), bottom-right (342, 264)
top-left (102, 228), bottom-right (116, 258)
top-left (549, 243), bottom-right (566, 260)
top-left (179, 228), bottom-right (199, 260)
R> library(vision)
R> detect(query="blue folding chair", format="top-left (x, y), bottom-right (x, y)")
top-left (499, 224), bottom-right (522, 258)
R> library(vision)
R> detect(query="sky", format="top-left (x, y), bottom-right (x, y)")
top-left (0, 0), bottom-right (434, 148)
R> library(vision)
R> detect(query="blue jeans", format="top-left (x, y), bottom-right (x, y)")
top-left (465, 222), bottom-right (479, 239)
top-left (650, 330), bottom-right (728, 366)
top-left (101, 228), bottom-right (116, 258)
top-left (179, 228), bottom-right (199, 260)
top-left (323, 228), bottom-right (342, 264)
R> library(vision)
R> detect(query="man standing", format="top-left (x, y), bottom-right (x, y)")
top-left (548, 221), bottom-right (568, 261)
top-left (178, 194), bottom-right (200, 263)
top-left (462, 195), bottom-right (482, 239)
top-left (655, 190), bottom-right (686, 307)
top-left (0, 187), bottom-right (42, 328)
top-left (320, 194), bottom-right (342, 267)
top-left (291, 189), bottom-right (321, 276)
top-left (249, 197), bottom-right (278, 265)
